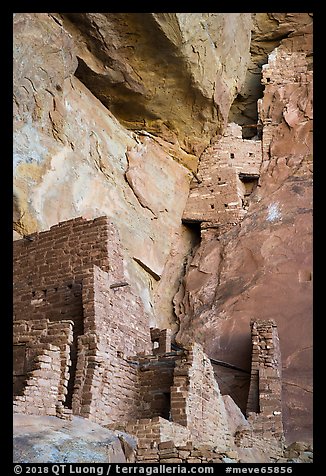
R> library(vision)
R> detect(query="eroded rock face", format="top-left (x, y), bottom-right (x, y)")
top-left (13, 13), bottom-right (253, 330)
top-left (13, 12), bottom-right (313, 447)
top-left (175, 18), bottom-right (313, 444)
top-left (229, 13), bottom-right (312, 137)
top-left (13, 13), bottom-right (201, 330)
top-left (60, 13), bottom-right (252, 156)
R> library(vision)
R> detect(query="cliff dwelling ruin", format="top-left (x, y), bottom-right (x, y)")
top-left (13, 216), bottom-right (285, 461)
top-left (13, 12), bottom-right (313, 465)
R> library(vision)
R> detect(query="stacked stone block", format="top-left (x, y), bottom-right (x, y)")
top-left (136, 354), bottom-right (179, 420)
top-left (13, 217), bottom-right (115, 408)
top-left (13, 216), bottom-right (287, 459)
top-left (238, 319), bottom-right (284, 456)
top-left (106, 343), bottom-right (233, 456)
top-left (183, 123), bottom-right (262, 228)
top-left (13, 343), bottom-right (61, 416)
top-left (113, 417), bottom-right (192, 461)
top-left (150, 328), bottom-right (172, 355)
top-left (261, 49), bottom-right (311, 86)
top-left (171, 343), bottom-right (232, 449)
top-left (13, 319), bottom-right (73, 417)
top-left (72, 264), bottom-right (151, 424)
top-left (132, 439), bottom-right (238, 463)
top-left (13, 217), bottom-right (152, 422)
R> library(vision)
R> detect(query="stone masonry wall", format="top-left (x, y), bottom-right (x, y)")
top-left (13, 217), bottom-right (113, 405)
top-left (72, 264), bottom-right (152, 424)
top-left (13, 217), bottom-right (126, 342)
top-left (112, 417), bottom-right (191, 462)
top-left (136, 354), bottom-right (179, 420)
top-left (13, 319), bottom-right (73, 416)
top-left (171, 343), bottom-right (232, 449)
top-left (107, 343), bottom-right (233, 455)
top-left (182, 123), bottom-right (262, 228)
top-left (135, 440), bottom-right (238, 464)
top-left (13, 343), bottom-right (62, 417)
top-left (235, 319), bottom-right (284, 457)
top-left (13, 216), bottom-right (152, 420)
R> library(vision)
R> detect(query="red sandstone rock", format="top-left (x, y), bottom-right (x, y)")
top-left (13, 12), bottom-right (313, 455)
top-left (175, 19), bottom-right (312, 445)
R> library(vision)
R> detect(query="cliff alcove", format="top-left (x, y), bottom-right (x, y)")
top-left (13, 12), bottom-right (313, 463)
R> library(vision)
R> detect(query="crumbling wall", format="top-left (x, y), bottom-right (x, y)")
top-left (13, 217), bottom-right (125, 333)
top-left (13, 217), bottom-right (113, 404)
top-left (182, 123), bottom-right (262, 227)
top-left (132, 439), bottom-right (238, 463)
top-left (13, 319), bottom-right (73, 416)
top-left (107, 342), bottom-right (233, 453)
top-left (13, 343), bottom-right (62, 416)
top-left (150, 328), bottom-right (172, 355)
top-left (113, 417), bottom-right (191, 458)
top-left (13, 216), bottom-right (152, 420)
top-left (136, 355), bottom-right (177, 420)
top-left (235, 319), bottom-right (284, 457)
top-left (171, 343), bottom-right (232, 449)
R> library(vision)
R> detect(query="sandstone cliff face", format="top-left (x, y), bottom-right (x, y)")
top-left (13, 13), bottom-right (252, 330)
top-left (60, 13), bottom-right (252, 156)
top-left (229, 13), bottom-right (312, 136)
top-left (175, 17), bottom-right (313, 444)
top-left (13, 13), bottom-right (312, 446)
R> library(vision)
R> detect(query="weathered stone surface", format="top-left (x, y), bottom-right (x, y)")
top-left (13, 11), bottom-right (313, 454)
top-left (222, 395), bottom-right (251, 438)
top-left (13, 414), bottom-right (136, 463)
top-left (236, 447), bottom-right (271, 464)
top-left (59, 12), bottom-right (252, 156)
top-left (175, 17), bottom-right (312, 444)
top-left (229, 13), bottom-right (313, 137)
top-left (13, 13), bottom-right (198, 331)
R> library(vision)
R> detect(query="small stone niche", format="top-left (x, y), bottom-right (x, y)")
top-left (239, 173), bottom-right (259, 197)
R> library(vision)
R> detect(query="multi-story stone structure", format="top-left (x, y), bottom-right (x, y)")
top-left (13, 216), bottom-right (152, 422)
top-left (13, 216), bottom-right (285, 460)
top-left (182, 122), bottom-right (262, 231)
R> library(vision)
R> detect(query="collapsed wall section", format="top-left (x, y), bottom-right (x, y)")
top-left (13, 319), bottom-right (73, 417)
top-left (171, 343), bottom-right (232, 449)
top-left (134, 439), bottom-right (238, 464)
top-left (136, 354), bottom-right (178, 420)
top-left (13, 343), bottom-right (62, 417)
top-left (107, 342), bottom-right (233, 453)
